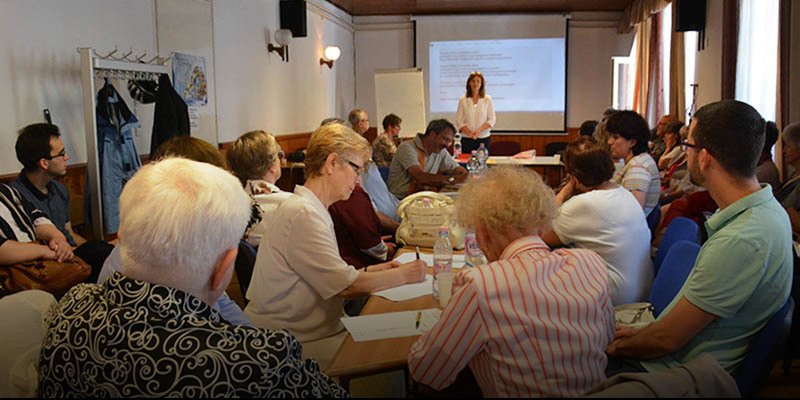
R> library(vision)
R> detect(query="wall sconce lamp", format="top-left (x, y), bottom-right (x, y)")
top-left (320, 46), bottom-right (341, 68)
top-left (268, 29), bottom-right (293, 62)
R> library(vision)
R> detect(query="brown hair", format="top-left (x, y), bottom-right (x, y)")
top-left (563, 137), bottom-right (615, 187)
top-left (226, 130), bottom-right (281, 186)
top-left (465, 71), bottom-right (485, 98)
top-left (152, 137), bottom-right (226, 169)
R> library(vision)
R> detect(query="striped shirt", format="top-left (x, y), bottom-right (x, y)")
top-left (611, 152), bottom-right (661, 215)
top-left (0, 183), bottom-right (52, 247)
top-left (408, 236), bottom-right (615, 397)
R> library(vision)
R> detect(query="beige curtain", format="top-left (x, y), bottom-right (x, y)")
top-left (669, 4), bottom-right (686, 122)
top-left (632, 14), bottom-right (662, 121)
top-left (619, 0), bottom-right (672, 33)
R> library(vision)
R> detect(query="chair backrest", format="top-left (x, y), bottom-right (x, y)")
top-left (646, 205), bottom-right (661, 236)
top-left (737, 298), bottom-right (793, 397)
top-left (545, 141), bottom-right (568, 156)
top-left (490, 141), bottom-right (521, 156)
top-left (654, 216), bottom-right (699, 274)
top-left (649, 240), bottom-right (701, 316)
top-left (234, 240), bottom-right (258, 304)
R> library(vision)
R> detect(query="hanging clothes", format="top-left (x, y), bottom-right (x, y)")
top-left (94, 80), bottom-right (141, 235)
top-left (150, 73), bottom-right (190, 156)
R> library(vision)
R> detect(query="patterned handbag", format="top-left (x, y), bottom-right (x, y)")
top-left (0, 257), bottom-right (91, 298)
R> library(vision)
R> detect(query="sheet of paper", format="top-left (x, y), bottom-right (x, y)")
top-left (341, 308), bottom-right (442, 342)
top-left (372, 274), bottom-right (433, 301)
top-left (394, 251), bottom-right (465, 268)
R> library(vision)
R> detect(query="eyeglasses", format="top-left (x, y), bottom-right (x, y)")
top-left (344, 159), bottom-right (365, 177)
top-left (680, 139), bottom-right (700, 152)
top-left (43, 149), bottom-right (66, 160)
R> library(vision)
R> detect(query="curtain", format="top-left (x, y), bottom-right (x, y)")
top-left (618, 0), bottom-right (673, 33)
top-left (633, 13), bottom-right (662, 123)
top-left (777, 0), bottom-right (793, 180)
top-left (721, 0), bottom-right (739, 100)
top-left (735, 0), bottom-right (779, 123)
top-left (669, 4), bottom-right (686, 122)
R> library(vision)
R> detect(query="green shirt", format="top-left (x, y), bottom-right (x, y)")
top-left (641, 185), bottom-right (792, 375)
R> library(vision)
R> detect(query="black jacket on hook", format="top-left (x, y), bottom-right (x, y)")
top-left (150, 73), bottom-right (190, 156)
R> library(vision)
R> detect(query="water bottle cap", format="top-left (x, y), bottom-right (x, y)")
top-left (439, 226), bottom-right (449, 232)
top-left (422, 198), bottom-right (431, 204)
top-left (471, 150), bottom-right (477, 154)
top-left (479, 143), bottom-right (485, 147)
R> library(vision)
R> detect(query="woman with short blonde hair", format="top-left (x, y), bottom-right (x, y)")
top-left (245, 122), bottom-right (425, 369)
top-left (226, 130), bottom-right (283, 187)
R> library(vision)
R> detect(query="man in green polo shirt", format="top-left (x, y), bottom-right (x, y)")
top-left (605, 100), bottom-right (792, 376)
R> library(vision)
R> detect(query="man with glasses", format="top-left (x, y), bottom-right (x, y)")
top-left (11, 123), bottom-right (113, 282)
top-left (606, 100), bottom-right (792, 376)
top-left (387, 119), bottom-right (468, 199)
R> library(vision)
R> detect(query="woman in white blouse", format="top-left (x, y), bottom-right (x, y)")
top-left (244, 123), bottom-right (426, 369)
top-left (456, 71), bottom-right (496, 154)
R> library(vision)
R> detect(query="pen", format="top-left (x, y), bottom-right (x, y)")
top-left (415, 311), bottom-right (422, 329)
top-left (416, 246), bottom-right (420, 260)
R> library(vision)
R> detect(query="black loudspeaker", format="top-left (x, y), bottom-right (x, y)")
top-left (675, 0), bottom-right (706, 32)
top-left (280, 0), bottom-right (307, 38)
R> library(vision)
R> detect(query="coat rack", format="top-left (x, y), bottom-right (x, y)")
top-left (78, 47), bottom-right (170, 240)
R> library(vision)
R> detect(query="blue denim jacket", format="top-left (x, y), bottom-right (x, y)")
top-left (362, 163), bottom-right (400, 222)
top-left (95, 82), bottom-right (141, 234)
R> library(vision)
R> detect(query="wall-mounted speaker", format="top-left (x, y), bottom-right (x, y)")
top-left (675, 0), bottom-right (706, 32)
top-left (280, 0), bottom-right (307, 38)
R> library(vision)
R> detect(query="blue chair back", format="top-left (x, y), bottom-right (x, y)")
top-left (646, 205), bottom-right (661, 236)
top-left (378, 165), bottom-right (390, 183)
top-left (737, 298), bottom-right (793, 397)
top-left (649, 240), bottom-right (701, 316)
top-left (654, 217), bottom-right (699, 274)
top-left (234, 240), bottom-right (258, 304)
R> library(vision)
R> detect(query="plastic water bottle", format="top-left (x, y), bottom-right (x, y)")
top-left (477, 143), bottom-right (489, 168)
top-left (432, 226), bottom-right (453, 299)
top-left (466, 150), bottom-right (482, 177)
top-left (464, 229), bottom-right (488, 268)
top-left (453, 133), bottom-right (462, 158)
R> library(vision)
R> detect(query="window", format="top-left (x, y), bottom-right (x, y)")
top-left (735, 0), bottom-right (779, 122)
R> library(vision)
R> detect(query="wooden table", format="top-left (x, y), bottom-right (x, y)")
top-left (486, 155), bottom-right (565, 184)
top-left (325, 248), bottom-right (452, 391)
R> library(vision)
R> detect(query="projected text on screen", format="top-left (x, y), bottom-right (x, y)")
top-left (429, 38), bottom-right (566, 114)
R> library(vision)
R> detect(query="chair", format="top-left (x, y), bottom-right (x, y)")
top-left (234, 240), bottom-right (258, 304)
top-left (649, 240), bottom-right (701, 316)
top-left (545, 141), bottom-right (568, 156)
top-left (736, 298), bottom-right (793, 397)
top-left (646, 205), bottom-right (661, 237)
top-left (489, 141), bottom-right (521, 156)
top-left (378, 165), bottom-right (390, 183)
top-left (653, 217), bottom-right (699, 275)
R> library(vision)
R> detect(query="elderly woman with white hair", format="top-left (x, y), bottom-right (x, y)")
top-left (408, 166), bottom-right (615, 398)
top-left (245, 123), bottom-right (426, 368)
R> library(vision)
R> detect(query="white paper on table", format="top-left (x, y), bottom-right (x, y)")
top-left (394, 252), bottom-right (465, 268)
top-left (341, 308), bottom-right (442, 342)
top-left (372, 274), bottom-right (433, 301)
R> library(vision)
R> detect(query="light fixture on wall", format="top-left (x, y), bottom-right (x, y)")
top-left (268, 29), bottom-right (293, 62)
top-left (320, 46), bottom-right (341, 69)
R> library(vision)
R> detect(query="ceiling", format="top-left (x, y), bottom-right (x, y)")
top-left (326, 0), bottom-right (636, 16)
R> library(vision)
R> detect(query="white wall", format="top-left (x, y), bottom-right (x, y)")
top-left (0, 0), bottom-right (157, 174)
top-left (352, 12), bottom-right (635, 131)
top-left (213, 0), bottom-right (355, 142)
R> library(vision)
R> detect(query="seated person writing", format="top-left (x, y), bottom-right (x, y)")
top-left (606, 100), bottom-right (792, 376)
top-left (542, 138), bottom-right (653, 305)
top-left (387, 119), bottom-right (467, 200)
top-left (244, 123), bottom-right (426, 369)
top-left (408, 166), bottom-right (615, 397)
top-left (38, 158), bottom-right (346, 397)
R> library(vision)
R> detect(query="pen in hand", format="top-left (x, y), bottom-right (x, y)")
top-left (415, 311), bottom-right (421, 329)
top-left (416, 246), bottom-right (420, 261)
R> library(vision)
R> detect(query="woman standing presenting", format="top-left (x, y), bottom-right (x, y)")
top-left (456, 71), bottom-right (496, 154)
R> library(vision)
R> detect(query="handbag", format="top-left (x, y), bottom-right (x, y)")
top-left (395, 191), bottom-right (465, 249)
top-left (0, 257), bottom-right (91, 298)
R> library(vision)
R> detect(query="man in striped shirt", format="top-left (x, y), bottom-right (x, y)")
top-left (408, 166), bottom-right (615, 397)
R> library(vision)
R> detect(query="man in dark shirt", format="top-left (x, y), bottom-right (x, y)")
top-left (12, 123), bottom-right (113, 281)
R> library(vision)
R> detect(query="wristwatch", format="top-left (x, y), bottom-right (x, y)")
top-left (448, 176), bottom-right (455, 184)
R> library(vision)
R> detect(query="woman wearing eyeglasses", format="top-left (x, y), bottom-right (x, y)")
top-left (244, 123), bottom-right (426, 370)
top-left (226, 130), bottom-right (291, 247)
top-left (456, 71), bottom-right (496, 154)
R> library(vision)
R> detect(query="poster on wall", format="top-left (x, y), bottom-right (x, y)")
top-left (172, 52), bottom-right (208, 106)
